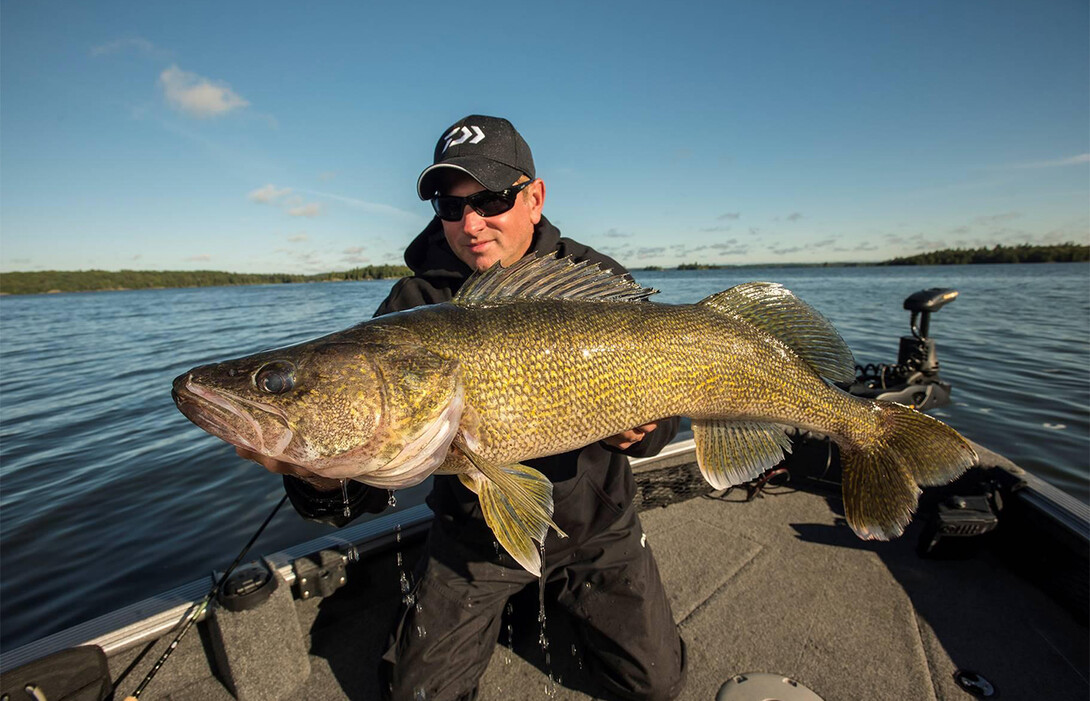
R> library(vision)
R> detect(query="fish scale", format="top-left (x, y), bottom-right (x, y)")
top-left (401, 300), bottom-right (797, 464)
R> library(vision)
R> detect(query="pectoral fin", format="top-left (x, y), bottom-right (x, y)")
top-left (692, 419), bottom-right (793, 489)
top-left (456, 444), bottom-right (567, 575)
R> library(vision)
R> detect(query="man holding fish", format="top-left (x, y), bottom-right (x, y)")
top-left (177, 113), bottom-right (976, 700)
top-left (239, 115), bottom-right (688, 700)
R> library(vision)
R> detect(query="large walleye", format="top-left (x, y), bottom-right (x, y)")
top-left (172, 254), bottom-right (977, 573)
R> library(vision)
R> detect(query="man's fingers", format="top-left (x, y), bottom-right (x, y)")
top-left (235, 446), bottom-right (301, 476)
top-left (234, 446), bottom-right (343, 490)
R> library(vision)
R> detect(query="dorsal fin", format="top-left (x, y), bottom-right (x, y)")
top-left (699, 282), bottom-right (856, 383)
top-left (453, 252), bottom-right (657, 306)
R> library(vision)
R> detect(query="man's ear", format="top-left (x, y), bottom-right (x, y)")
top-left (526, 178), bottom-right (545, 224)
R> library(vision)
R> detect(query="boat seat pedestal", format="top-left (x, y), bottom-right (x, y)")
top-left (208, 561), bottom-right (310, 700)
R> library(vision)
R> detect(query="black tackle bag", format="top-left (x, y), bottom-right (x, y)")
top-left (0, 645), bottom-right (112, 701)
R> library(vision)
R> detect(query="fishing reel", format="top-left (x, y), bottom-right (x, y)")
top-left (847, 288), bottom-right (959, 412)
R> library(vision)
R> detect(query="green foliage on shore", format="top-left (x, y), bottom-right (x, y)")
top-left (881, 243), bottom-right (1089, 266)
top-left (4, 243), bottom-right (1086, 295)
top-left (0, 265), bottom-right (412, 296)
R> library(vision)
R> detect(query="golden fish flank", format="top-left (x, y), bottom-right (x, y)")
top-left (173, 253), bottom-right (977, 575)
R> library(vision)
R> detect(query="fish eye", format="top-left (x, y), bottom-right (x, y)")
top-left (254, 361), bottom-right (296, 395)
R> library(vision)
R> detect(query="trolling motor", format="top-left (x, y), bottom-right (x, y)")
top-left (848, 288), bottom-right (959, 411)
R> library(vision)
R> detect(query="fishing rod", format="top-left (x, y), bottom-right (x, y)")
top-left (122, 494), bottom-right (288, 700)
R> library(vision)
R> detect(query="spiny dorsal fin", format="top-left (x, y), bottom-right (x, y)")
top-left (699, 282), bottom-right (856, 383)
top-left (453, 252), bottom-right (657, 306)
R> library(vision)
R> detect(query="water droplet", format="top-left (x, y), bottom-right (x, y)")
top-left (341, 479), bottom-right (351, 518)
top-left (388, 490), bottom-right (397, 507)
top-left (416, 625), bottom-right (427, 638)
top-left (537, 540), bottom-right (549, 654)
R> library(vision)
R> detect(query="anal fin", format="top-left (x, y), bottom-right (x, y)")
top-left (692, 419), bottom-right (793, 489)
top-left (457, 444), bottom-right (567, 575)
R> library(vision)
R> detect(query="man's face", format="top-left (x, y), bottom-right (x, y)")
top-left (439, 173), bottom-right (545, 271)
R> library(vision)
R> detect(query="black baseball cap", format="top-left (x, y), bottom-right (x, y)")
top-left (416, 115), bottom-right (536, 200)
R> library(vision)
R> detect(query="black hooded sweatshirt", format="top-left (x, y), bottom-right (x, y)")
top-left (285, 215), bottom-right (679, 554)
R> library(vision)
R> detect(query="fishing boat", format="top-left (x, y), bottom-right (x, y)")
top-left (2, 287), bottom-right (1087, 700)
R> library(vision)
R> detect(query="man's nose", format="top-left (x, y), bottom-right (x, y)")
top-left (462, 207), bottom-right (486, 233)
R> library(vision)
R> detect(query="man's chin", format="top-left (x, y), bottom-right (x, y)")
top-left (468, 253), bottom-right (502, 271)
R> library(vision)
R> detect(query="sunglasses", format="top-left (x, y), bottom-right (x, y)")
top-left (431, 180), bottom-right (533, 222)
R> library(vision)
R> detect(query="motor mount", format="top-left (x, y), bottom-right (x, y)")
top-left (849, 287), bottom-right (959, 411)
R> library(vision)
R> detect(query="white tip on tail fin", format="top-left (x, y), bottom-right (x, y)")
top-left (457, 444), bottom-right (567, 575)
top-left (840, 402), bottom-right (978, 540)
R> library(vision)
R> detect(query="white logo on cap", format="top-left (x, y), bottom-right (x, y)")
top-left (442, 125), bottom-right (485, 153)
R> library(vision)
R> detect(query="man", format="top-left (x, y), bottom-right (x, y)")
top-left (243, 115), bottom-right (685, 700)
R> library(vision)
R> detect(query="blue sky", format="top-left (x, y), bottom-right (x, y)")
top-left (2, 0), bottom-right (1087, 273)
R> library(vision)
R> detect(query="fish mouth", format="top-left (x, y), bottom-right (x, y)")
top-left (172, 373), bottom-right (294, 456)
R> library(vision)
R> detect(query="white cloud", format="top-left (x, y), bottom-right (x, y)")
top-left (294, 188), bottom-right (424, 221)
top-left (287, 234), bottom-right (309, 243)
top-left (159, 65), bottom-right (249, 118)
top-left (287, 203), bottom-right (324, 218)
top-left (186, 254), bottom-right (212, 262)
top-left (248, 184), bottom-right (292, 203)
top-left (1010, 153), bottom-right (1090, 169)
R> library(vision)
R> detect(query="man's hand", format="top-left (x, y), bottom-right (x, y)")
top-left (602, 422), bottom-right (659, 451)
top-left (235, 447), bottom-right (343, 492)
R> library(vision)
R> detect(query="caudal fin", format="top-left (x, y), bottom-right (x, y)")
top-left (840, 402), bottom-right (978, 540)
top-left (457, 445), bottom-right (567, 575)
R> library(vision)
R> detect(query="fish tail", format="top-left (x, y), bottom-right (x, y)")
top-left (839, 401), bottom-right (978, 540)
top-left (457, 446), bottom-right (567, 575)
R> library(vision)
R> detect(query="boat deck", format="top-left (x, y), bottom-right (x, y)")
top-left (106, 465), bottom-right (1089, 700)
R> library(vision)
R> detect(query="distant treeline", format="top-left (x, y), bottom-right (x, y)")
top-left (0, 265), bottom-right (412, 296)
top-left (880, 243), bottom-right (1089, 266)
top-left (657, 243), bottom-right (1088, 271)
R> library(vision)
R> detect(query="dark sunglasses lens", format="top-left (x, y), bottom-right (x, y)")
top-left (432, 186), bottom-right (521, 221)
top-left (432, 196), bottom-right (463, 221)
top-left (471, 192), bottom-right (515, 217)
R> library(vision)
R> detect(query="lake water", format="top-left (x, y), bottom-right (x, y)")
top-left (1, 263), bottom-right (1087, 652)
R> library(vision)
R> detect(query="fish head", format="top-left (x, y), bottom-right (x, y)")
top-left (172, 324), bottom-right (464, 484)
